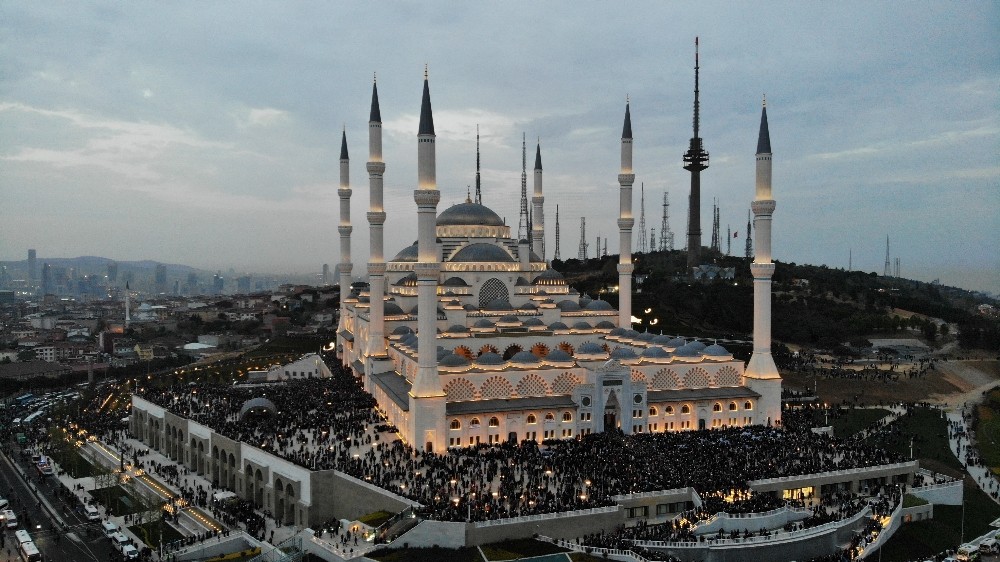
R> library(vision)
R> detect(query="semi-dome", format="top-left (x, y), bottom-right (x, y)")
top-left (497, 315), bottom-right (521, 324)
top-left (450, 243), bottom-right (514, 263)
top-left (393, 273), bottom-right (418, 287)
top-left (484, 298), bottom-right (513, 311)
top-left (383, 302), bottom-right (405, 315)
top-left (463, 304), bottom-right (479, 311)
top-left (518, 302), bottom-right (538, 310)
top-left (473, 318), bottom-right (496, 328)
top-left (437, 348), bottom-right (452, 360)
top-left (391, 242), bottom-right (418, 262)
top-left (514, 277), bottom-right (531, 286)
top-left (548, 321), bottom-right (569, 330)
top-left (703, 344), bottom-right (730, 357)
top-left (475, 352), bottom-right (505, 365)
top-left (577, 342), bottom-right (606, 355)
top-left (523, 318), bottom-right (545, 327)
top-left (442, 276), bottom-right (470, 287)
top-left (545, 349), bottom-right (573, 363)
top-left (571, 321), bottom-right (592, 330)
top-left (391, 325), bottom-right (413, 336)
top-left (446, 324), bottom-right (470, 334)
top-left (510, 351), bottom-right (541, 365)
top-left (533, 269), bottom-right (565, 285)
top-left (437, 201), bottom-right (505, 227)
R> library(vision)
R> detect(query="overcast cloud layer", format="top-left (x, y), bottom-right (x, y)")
top-left (2, 2), bottom-right (998, 293)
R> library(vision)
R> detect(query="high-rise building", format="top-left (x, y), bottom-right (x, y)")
top-left (27, 249), bottom-right (36, 284)
top-left (154, 264), bottom-right (168, 294)
top-left (107, 261), bottom-right (119, 284)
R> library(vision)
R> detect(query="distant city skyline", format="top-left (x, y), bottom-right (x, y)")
top-left (1, 3), bottom-right (997, 293)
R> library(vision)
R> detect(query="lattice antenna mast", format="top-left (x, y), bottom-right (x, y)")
top-left (517, 133), bottom-right (529, 241)
top-left (554, 205), bottom-right (561, 261)
top-left (637, 182), bottom-right (647, 253)
top-left (883, 235), bottom-right (891, 276)
top-left (650, 229), bottom-right (656, 252)
top-left (710, 198), bottom-right (720, 252)
top-left (603, 238), bottom-right (607, 257)
top-left (727, 224), bottom-right (731, 256)
top-left (474, 124), bottom-right (482, 205)
top-left (527, 207), bottom-right (533, 252)
top-left (660, 192), bottom-right (674, 251)
top-left (578, 217), bottom-right (588, 260)
top-left (744, 208), bottom-right (753, 260)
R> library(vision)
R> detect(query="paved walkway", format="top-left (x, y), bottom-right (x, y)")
top-left (948, 407), bottom-right (1000, 505)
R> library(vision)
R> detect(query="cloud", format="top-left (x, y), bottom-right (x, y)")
top-left (243, 107), bottom-right (289, 127)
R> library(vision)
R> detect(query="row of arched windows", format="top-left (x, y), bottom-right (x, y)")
top-left (449, 411), bottom-right (574, 430)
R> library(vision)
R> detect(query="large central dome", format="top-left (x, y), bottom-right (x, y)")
top-left (437, 202), bottom-right (504, 227)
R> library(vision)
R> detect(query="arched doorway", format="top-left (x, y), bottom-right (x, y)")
top-left (604, 391), bottom-right (620, 430)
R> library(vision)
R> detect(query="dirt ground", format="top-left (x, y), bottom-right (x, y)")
top-left (782, 360), bottom-right (1000, 407)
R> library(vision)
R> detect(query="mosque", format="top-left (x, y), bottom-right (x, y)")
top-left (335, 72), bottom-right (782, 454)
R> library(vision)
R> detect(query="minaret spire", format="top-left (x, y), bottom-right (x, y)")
top-left (474, 124), bottom-right (482, 205)
top-left (532, 139), bottom-right (545, 259)
top-left (517, 133), bottom-right (529, 242)
top-left (684, 37), bottom-right (710, 272)
top-left (336, 126), bottom-right (354, 361)
top-left (617, 98), bottom-right (636, 329)
top-left (554, 204), bottom-right (561, 261)
top-left (744, 96), bottom-right (781, 427)
top-left (364, 76), bottom-right (388, 361)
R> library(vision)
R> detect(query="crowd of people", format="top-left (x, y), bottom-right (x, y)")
top-left (129, 359), bottom-right (907, 524)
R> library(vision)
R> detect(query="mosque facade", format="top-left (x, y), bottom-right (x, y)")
top-left (336, 74), bottom-right (782, 453)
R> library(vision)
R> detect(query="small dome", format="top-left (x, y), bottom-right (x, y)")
top-left (383, 302), bottom-right (405, 315)
top-left (437, 202), bottom-right (505, 227)
top-left (463, 304), bottom-right (479, 311)
top-left (641, 346), bottom-right (669, 358)
top-left (556, 300), bottom-right (581, 311)
top-left (610, 347), bottom-right (638, 359)
top-left (689, 341), bottom-right (707, 352)
top-left (652, 334), bottom-right (673, 345)
top-left (510, 351), bottom-right (541, 365)
top-left (703, 344), bottom-right (730, 356)
top-left (442, 276), bottom-right (470, 287)
top-left (673, 344), bottom-right (701, 357)
top-left (391, 242), bottom-right (419, 262)
top-left (437, 348), bottom-right (452, 360)
top-left (586, 299), bottom-right (614, 311)
top-left (609, 327), bottom-right (627, 336)
top-left (667, 337), bottom-right (687, 348)
top-left (446, 324), bottom-right (470, 334)
top-left (484, 298), bottom-right (513, 311)
top-left (475, 352), bottom-right (506, 365)
top-left (473, 318), bottom-right (496, 328)
top-left (533, 269), bottom-right (565, 285)
top-left (548, 321), bottom-right (569, 330)
top-left (572, 321), bottom-right (592, 330)
top-left (518, 302), bottom-right (538, 310)
top-left (579, 296), bottom-right (593, 308)
top-left (400, 334), bottom-right (418, 347)
top-left (523, 318), bottom-right (545, 327)
top-left (514, 276), bottom-right (531, 286)
top-left (636, 332), bottom-right (656, 342)
top-left (545, 349), bottom-right (573, 363)
top-left (623, 329), bottom-right (641, 338)
top-left (577, 342), bottom-right (606, 355)
top-left (391, 325), bottom-right (413, 336)
top-left (450, 243), bottom-right (515, 263)
top-left (393, 273), bottom-right (418, 287)
top-left (497, 315), bottom-right (521, 324)
top-left (440, 353), bottom-right (470, 367)
top-left (595, 320), bottom-right (617, 329)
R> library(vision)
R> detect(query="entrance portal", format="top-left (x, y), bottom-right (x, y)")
top-left (698, 418), bottom-right (706, 430)
top-left (604, 411), bottom-right (617, 429)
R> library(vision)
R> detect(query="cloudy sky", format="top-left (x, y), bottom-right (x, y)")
top-left (2, 2), bottom-right (998, 293)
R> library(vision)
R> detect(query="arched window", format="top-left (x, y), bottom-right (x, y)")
top-left (744, 401), bottom-right (753, 410)
top-left (681, 405), bottom-right (691, 414)
top-left (649, 406), bottom-right (658, 416)
top-left (562, 412), bottom-right (573, 422)
top-left (665, 406), bottom-right (674, 415)
top-left (489, 417), bottom-right (500, 427)
top-left (526, 414), bottom-right (537, 424)
top-left (450, 419), bottom-right (461, 430)
top-left (544, 412), bottom-right (555, 421)
top-left (729, 402), bottom-right (738, 411)
top-left (713, 403), bottom-right (722, 412)
top-left (470, 417), bottom-right (481, 427)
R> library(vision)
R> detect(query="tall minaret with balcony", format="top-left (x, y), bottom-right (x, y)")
top-left (336, 128), bottom-right (353, 359)
top-left (366, 77), bottom-right (389, 363)
top-left (532, 141), bottom-right (545, 260)
top-left (744, 97), bottom-right (782, 426)
top-left (617, 100), bottom-right (635, 328)
top-left (409, 68), bottom-right (446, 452)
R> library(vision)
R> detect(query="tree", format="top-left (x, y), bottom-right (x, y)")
top-left (17, 349), bottom-right (36, 362)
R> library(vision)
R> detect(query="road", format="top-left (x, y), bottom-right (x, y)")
top-left (0, 447), bottom-right (120, 562)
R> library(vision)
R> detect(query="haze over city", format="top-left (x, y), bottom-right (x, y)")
top-left (1, 2), bottom-right (997, 293)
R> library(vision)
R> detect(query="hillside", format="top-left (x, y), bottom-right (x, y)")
top-left (553, 249), bottom-right (1000, 352)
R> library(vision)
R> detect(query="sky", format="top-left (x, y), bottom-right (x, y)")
top-left (2, 2), bottom-right (998, 294)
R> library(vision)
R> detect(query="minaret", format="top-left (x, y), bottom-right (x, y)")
top-left (124, 281), bottom-right (131, 328)
top-left (366, 76), bottom-right (389, 360)
top-left (474, 125), bottom-right (482, 205)
top-left (517, 134), bottom-right (529, 243)
top-left (637, 183), bottom-right (647, 254)
top-left (337, 128), bottom-right (354, 356)
top-left (617, 99), bottom-right (635, 328)
top-left (744, 96), bottom-right (782, 427)
top-left (683, 37), bottom-right (710, 271)
top-left (410, 68), bottom-right (446, 452)
top-left (532, 140), bottom-right (545, 260)
top-left (554, 205), bottom-right (561, 261)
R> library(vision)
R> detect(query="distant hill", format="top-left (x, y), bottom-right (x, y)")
top-left (554, 250), bottom-right (1000, 352)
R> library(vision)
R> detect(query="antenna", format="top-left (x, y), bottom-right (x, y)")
top-left (475, 124), bottom-right (482, 205)
top-left (637, 183), bottom-right (647, 253)
top-left (578, 218), bottom-right (588, 260)
top-left (884, 235), bottom-right (891, 277)
top-left (710, 198), bottom-right (720, 252)
top-left (650, 229), bottom-right (656, 253)
top-left (660, 192), bottom-right (674, 251)
top-left (745, 209), bottom-right (753, 261)
top-left (726, 224), bottom-right (731, 256)
top-left (518, 133), bottom-right (529, 241)
top-left (554, 205), bottom-right (561, 261)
